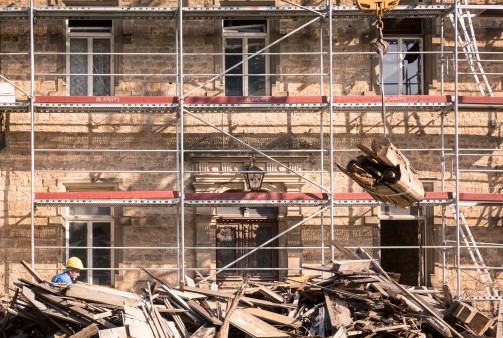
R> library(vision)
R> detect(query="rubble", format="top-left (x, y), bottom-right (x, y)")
top-left (1, 254), bottom-right (499, 338)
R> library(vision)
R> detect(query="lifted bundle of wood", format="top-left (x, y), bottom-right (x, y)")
top-left (337, 137), bottom-right (425, 208)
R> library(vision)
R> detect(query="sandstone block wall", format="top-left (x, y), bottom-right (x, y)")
top-left (0, 1), bottom-right (502, 295)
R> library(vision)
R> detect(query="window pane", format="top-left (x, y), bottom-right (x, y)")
top-left (93, 222), bottom-right (112, 285)
top-left (69, 222), bottom-right (88, 282)
top-left (248, 38), bottom-right (266, 96)
top-left (217, 227), bottom-right (237, 273)
top-left (402, 39), bottom-right (421, 95)
top-left (70, 39), bottom-right (88, 96)
top-left (255, 225), bottom-right (273, 270)
top-left (383, 39), bottom-right (399, 95)
top-left (93, 39), bottom-right (111, 96)
top-left (225, 38), bottom-right (243, 96)
top-left (69, 206), bottom-right (111, 216)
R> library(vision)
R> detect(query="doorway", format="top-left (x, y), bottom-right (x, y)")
top-left (380, 220), bottom-right (420, 286)
top-left (216, 218), bottom-right (278, 280)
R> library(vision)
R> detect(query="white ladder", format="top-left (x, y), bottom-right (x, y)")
top-left (448, 0), bottom-right (494, 97)
top-left (449, 204), bottom-right (498, 297)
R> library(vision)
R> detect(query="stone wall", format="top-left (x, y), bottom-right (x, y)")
top-left (0, 1), bottom-right (502, 295)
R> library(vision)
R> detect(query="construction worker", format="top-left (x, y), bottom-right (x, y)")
top-left (51, 257), bottom-right (84, 284)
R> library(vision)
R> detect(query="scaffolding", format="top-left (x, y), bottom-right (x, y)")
top-left (0, 0), bottom-right (503, 300)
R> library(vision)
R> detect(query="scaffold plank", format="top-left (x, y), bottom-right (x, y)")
top-left (34, 191), bottom-right (180, 207)
top-left (185, 192), bottom-right (329, 206)
top-left (0, 95), bottom-right (498, 114)
top-left (33, 191), bottom-right (493, 207)
top-left (0, 5), bottom-right (451, 20)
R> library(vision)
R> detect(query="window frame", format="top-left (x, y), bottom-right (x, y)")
top-left (66, 208), bottom-right (115, 285)
top-left (222, 20), bottom-right (270, 96)
top-left (382, 36), bottom-right (423, 95)
top-left (66, 20), bottom-right (114, 96)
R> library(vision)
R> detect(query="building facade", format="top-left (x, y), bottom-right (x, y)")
top-left (1, 0), bottom-right (503, 299)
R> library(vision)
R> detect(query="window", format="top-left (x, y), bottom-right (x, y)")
top-left (67, 20), bottom-right (113, 96)
top-left (383, 38), bottom-right (422, 95)
top-left (67, 206), bottom-right (113, 285)
top-left (223, 20), bottom-right (269, 96)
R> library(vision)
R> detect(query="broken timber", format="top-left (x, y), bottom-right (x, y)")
top-left (4, 260), bottom-right (498, 338)
top-left (337, 137), bottom-right (425, 208)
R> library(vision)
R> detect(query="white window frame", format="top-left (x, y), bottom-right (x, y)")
top-left (66, 207), bottom-right (115, 285)
top-left (383, 37), bottom-right (423, 95)
top-left (66, 21), bottom-right (114, 96)
top-left (223, 21), bottom-right (270, 96)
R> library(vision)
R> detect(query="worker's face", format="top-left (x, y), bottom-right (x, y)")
top-left (69, 269), bottom-right (80, 280)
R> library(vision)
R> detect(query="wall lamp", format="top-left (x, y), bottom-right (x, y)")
top-left (244, 156), bottom-right (265, 191)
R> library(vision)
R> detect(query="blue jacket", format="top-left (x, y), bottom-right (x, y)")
top-left (51, 272), bottom-right (73, 284)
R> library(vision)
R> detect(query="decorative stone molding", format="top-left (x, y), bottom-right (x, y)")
top-left (187, 152), bottom-right (311, 282)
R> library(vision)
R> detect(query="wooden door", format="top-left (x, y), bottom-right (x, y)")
top-left (216, 219), bottom-right (278, 280)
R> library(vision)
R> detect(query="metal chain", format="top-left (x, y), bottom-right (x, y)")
top-left (374, 9), bottom-right (389, 137)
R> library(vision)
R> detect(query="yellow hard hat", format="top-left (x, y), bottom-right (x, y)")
top-left (66, 257), bottom-right (84, 270)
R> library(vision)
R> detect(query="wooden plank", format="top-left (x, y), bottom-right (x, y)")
top-left (69, 323), bottom-right (100, 338)
top-left (242, 307), bottom-right (302, 328)
top-left (332, 260), bottom-right (371, 273)
top-left (65, 283), bottom-right (144, 307)
top-left (324, 291), bottom-right (352, 333)
top-left (164, 298), bottom-right (190, 338)
top-left (216, 279), bottom-right (247, 338)
top-left (127, 323), bottom-right (155, 338)
top-left (163, 286), bottom-right (191, 310)
top-left (328, 239), bottom-right (360, 260)
top-left (190, 324), bottom-right (216, 338)
top-left (33, 288), bottom-right (116, 329)
top-left (93, 310), bottom-right (114, 320)
top-left (168, 288), bottom-right (207, 300)
top-left (496, 300), bottom-right (503, 338)
top-left (99, 326), bottom-right (128, 338)
top-left (332, 326), bottom-right (348, 338)
top-left (187, 300), bottom-right (223, 326)
top-left (69, 305), bottom-right (117, 329)
top-left (21, 260), bottom-right (48, 284)
top-left (240, 297), bottom-right (296, 309)
top-left (181, 286), bottom-right (235, 299)
top-left (166, 321), bottom-right (182, 338)
top-left (230, 309), bottom-right (290, 338)
top-left (141, 267), bottom-right (175, 288)
top-left (22, 286), bottom-right (48, 311)
top-left (141, 305), bottom-right (162, 338)
top-left (256, 285), bottom-right (284, 303)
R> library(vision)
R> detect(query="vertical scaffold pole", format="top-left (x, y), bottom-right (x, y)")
top-left (178, 0), bottom-right (186, 286)
top-left (328, 0), bottom-right (335, 261)
top-left (29, 0), bottom-right (35, 271)
top-left (454, 0), bottom-right (461, 298)
top-left (319, 12), bottom-right (325, 274)
top-left (175, 25), bottom-right (181, 286)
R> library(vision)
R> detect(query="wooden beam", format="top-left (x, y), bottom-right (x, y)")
top-left (230, 309), bottom-right (290, 338)
top-left (240, 297), bottom-right (296, 310)
top-left (496, 300), bottom-right (503, 338)
top-left (242, 307), bottom-right (302, 328)
top-left (256, 285), bottom-right (284, 303)
top-left (216, 279), bottom-right (247, 338)
top-left (69, 323), bottom-right (99, 338)
top-left (65, 284), bottom-right (143, 307)
top-left (181, 286), bottom-right (235, 299)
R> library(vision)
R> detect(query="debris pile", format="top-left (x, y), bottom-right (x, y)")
top-left (1, 254), bottom-right (498, 338)
top-left (337, 137), bottom-right (425, 208)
